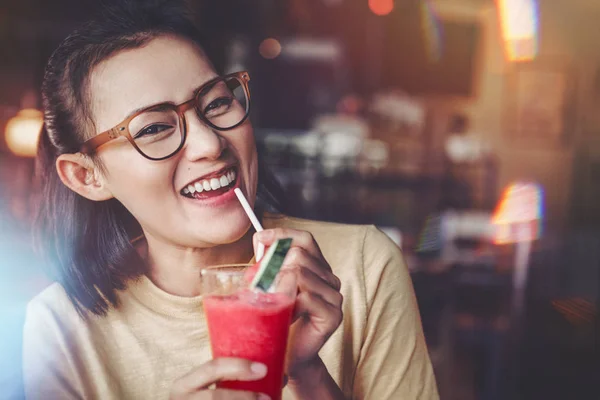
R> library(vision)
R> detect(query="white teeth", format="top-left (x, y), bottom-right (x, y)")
top-left (183, 169), bottom-right (237, 196)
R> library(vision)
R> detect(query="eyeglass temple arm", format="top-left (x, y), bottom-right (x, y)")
top-left (80, 127), bottom-right (124, 154)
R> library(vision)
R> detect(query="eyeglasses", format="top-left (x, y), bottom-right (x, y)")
top-left (79, 71), bottom-right (251, 161)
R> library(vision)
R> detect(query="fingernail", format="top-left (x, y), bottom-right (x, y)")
top-left (258, 394), bottom-right (271, 400)
top-left (256, 230), bottom-right (272, 241)
top-left (251, 362), bottom-right (267, 376)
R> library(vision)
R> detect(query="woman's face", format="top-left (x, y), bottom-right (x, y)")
top-left (88, 35), bottom-right (258, 248)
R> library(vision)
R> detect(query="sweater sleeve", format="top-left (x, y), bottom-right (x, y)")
top-left (22, 296), bottom-right (85, 400)
top-left (352, 226), bottom-right (439, 399)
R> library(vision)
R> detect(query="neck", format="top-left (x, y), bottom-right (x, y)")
top-left (140, 230), bottom-right (255, 297)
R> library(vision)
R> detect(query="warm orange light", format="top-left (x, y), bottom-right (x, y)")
top-left (492, 182), bottom-right (543, 244)
top-left (497, 0), bottom-right (539, 62)
top-left (5, 108), bottom-right (43, 157)
top-left (369, 0), bottom-right (394, 16)
top-left (259, 38), bottom-right (282, 59)
top-left (420, 0), bottom-right (442, 63)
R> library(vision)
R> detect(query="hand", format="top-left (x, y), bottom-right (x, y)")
top-left (170, 358), bottom-right (270, 399)
top-left (253, 228), bottom-right (343, 380)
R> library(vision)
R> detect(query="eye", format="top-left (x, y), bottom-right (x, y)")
top-left (134, 123), bottom-right (173, 139)
top-left (203, 97), bottom-right (234, 115)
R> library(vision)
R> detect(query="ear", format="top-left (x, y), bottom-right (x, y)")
top-left (56, 153), bottom-right (114, 201)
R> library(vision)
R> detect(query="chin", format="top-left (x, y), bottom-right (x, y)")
top-left (191, 213), bottom-right (252, 246)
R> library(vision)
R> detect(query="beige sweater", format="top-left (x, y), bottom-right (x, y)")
top-left (23, 214), bottom-right (438, 399)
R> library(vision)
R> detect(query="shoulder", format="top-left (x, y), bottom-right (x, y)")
top-left (263, 214), bottom-right (405, 286)
top-left (24, 283), bottom-right (90, 339)
top-left (263, 213), bottom-right (368, 247)
top-left (264, 213), bottom-right (400, 260)
top-left (27, 283), bottom-right (77, 314)
top-left (23, 284), bottom-right (93, 398)
top-left (27, 283), bottom-right (77, 318)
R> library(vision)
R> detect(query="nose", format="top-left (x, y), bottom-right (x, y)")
top-left (181, 109), bottom-right (225, 161)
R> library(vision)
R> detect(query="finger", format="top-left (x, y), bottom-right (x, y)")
top-left (254, 228), bottom-right (323, 260)
top-left (294, 291), bottom-right (343, 333)
top-left (296, 266), bottom-right (343, 308)
top-left (283, 247), bottom-right (340, 290)
top-left (185, 389), bottom-right (270, 400)
top-left (173, 359), bottom-right (267, 395)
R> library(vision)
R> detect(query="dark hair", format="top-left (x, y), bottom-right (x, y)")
top-left (36, 0), bottom-right (286, 316)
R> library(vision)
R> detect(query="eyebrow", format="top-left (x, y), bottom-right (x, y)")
top-left (125, 102), bottom-right (175, 118)
top-left (122, 75), bottom-right (219, 119)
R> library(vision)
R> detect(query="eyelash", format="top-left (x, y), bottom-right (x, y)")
top-left (135, 123), bottom-right (172, 138)
top-left (203, 97), bottom-right (233, 114)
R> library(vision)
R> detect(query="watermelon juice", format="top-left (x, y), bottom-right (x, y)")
top-left (202, 264), bottom-right (295, 400)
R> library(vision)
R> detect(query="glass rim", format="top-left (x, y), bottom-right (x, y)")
top-left (200, 263), bottom-right (253, 277)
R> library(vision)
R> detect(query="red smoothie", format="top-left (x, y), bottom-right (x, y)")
top-left (203, 289), bottom-right (294, 400)
top-left (243, 261), bottom-right (260, 283)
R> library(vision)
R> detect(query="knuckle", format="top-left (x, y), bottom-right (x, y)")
top-left (207, 357), bottom-right (222, 371)
top-left (210, 357), bottom-right (240, 377)
top-left (335, 275), bottom-right (342, 289)
top-left (302, 290), bottom-right (318, 302)
top-left (334, 291), bottom-right (344, 307)
top-left (308, 293), bottom-right (321, 306)
top-left (288, 247), bottom-right (303, 262)
top-left (298, 265), bottom-right (310, 278)
top-left (273, 228), bottom-right (285, 237)
top-left (301, 231), bottom-right (314, 243)
top-left (333, 309), bottom-right (344, 327)
top-left (297, 269), bottom-right (315, 288)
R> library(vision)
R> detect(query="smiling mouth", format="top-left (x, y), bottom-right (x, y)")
top-left (180, 167), bottom-right (238, 199)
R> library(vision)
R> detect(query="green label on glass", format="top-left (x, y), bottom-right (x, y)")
top-left (250, 238), bottom-right (293, 292)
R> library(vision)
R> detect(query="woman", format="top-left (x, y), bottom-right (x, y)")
top-left (24, 1), bottom-right (438, 399)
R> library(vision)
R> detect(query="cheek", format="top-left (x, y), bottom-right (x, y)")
top-left (230, 128), bottom-right (258, 193)
top-left (100, 150), bottom-right (175, 204)
top-left (231, 125), bottom-right (256, 158)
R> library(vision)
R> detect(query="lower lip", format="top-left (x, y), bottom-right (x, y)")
top-left (182, 175), bottom-right (241, 207)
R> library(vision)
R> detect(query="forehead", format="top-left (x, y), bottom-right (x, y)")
top-left (89, 35), bottom-right (216, 133)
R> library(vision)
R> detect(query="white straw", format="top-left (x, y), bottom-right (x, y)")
top-left (234, 188), bottom-right (265, 261)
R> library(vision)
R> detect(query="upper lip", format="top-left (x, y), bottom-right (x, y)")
top-left (179, 164), bottom-right (237, 193)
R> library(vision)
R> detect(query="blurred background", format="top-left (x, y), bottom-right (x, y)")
top-left (0, 0), bottom-right (598, 399)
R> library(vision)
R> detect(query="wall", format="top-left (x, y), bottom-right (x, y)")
top-left (429, 0), bottom-right (600, 231)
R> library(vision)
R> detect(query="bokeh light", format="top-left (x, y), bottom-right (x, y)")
top-left (497, 0), bottom-right (539, 61)
top-left (369, 0), bottom-right (394, 16)
top-left (420, 0), bottom-right (442, 63)
top-left (492, 182), bottom-right (544, 244)
top-left (259, 38), bottom-right (282, 59)
top-left (5, 109), bottom-right (43, 158)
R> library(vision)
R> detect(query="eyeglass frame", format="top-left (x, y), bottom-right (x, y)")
top-left (79, 71), bottom-right (251, 161)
